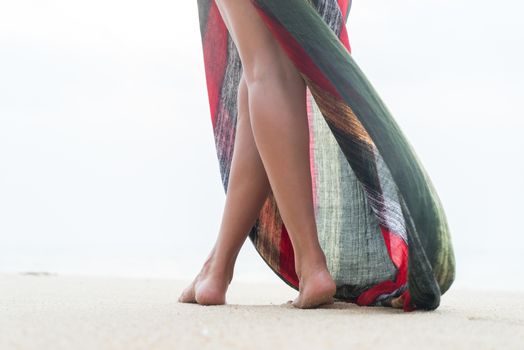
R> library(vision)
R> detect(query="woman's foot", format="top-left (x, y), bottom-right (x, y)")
top-left (390, 294), bottom-right (405, 308)
top-left (289, 263), bottom-right (337, 309)
top-left (177, 256), bottom-right (234, 306)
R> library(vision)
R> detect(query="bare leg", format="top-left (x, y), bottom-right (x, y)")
top-left (211, 0), bottom-right (336, 308)
top-left (178, 73), bottom-right (272, 305)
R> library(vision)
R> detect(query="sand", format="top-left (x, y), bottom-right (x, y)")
top-left (0, 273), bottom-right (523, 349)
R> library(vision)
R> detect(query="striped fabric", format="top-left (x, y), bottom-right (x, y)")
top-left (196, 0), bottom-right (456, 312)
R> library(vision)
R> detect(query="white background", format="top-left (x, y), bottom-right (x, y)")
top-left (1, 0), bottom-right (523, 291)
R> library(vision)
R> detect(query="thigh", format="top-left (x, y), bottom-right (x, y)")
top-left (214, 0), bottom-right (298, 83)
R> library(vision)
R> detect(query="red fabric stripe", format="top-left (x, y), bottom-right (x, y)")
top-left (202, 1), bottom-right (228, 129)
top-left (337, 0), bottom-right (349, 19)
top-left (356, 225), bottom-right (410, 309)
top-left (402, 290), bottom-right (414, 312)
top-left (383, 226), bottom-right (408, 269)
top-left (336, 0), bottom-right (352, 53)
top-left (279, 223), bottom-right (299, 288)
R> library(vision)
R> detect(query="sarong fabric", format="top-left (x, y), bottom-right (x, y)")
top-left (196, 0), bottom-right (456, 311)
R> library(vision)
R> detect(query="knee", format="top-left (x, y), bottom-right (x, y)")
top-left (243, 60), bottom-right (306, 112)
top-left (242, 50), bottom-right (301, 92)
top-left (245, 70), bottom-right (305, 113)
top-left (244, 66), bottom-right (291, 91)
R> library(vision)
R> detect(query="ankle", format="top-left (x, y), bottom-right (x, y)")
top-left (295, 254), bottom-right (329, 280)
top-left (202, 254), bottom-right (236, 283)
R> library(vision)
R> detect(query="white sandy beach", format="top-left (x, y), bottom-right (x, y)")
top-left (0, 273), bottom-right (523, 349)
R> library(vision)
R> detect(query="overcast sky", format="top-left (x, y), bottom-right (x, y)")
top-left (0, 0), bottom-right (523, 290)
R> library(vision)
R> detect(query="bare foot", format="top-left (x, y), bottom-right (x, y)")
top-left (290, 266), bottom-right (337, 309)
top-left (390, 294), bottom-right (405, 309)
top-left (177, 258), bottom-right (233, 306)
top-left (177, 278), bottom-right (198, 304)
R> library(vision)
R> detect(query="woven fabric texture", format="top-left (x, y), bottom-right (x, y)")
top-left (196, 0), bottom-right (456, 312)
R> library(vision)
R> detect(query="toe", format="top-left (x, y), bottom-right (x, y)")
top-left (390, 295), bottom-right (405, 308)
top-left (178, 284), bottom-right (197, 303)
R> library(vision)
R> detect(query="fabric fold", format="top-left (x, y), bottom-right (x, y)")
top-left (196, 0), bottom-right (456, 311)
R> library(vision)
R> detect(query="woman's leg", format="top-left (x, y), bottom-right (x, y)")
top-left (179, 0), bottom-right (336, 308)
top-left (178, 73), bottom-right (272, 305)
top-left (214, 0), bottom-right (335, 308)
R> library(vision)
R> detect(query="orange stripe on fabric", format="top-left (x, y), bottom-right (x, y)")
top-left (303, 74), bottom-right (376, 150)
